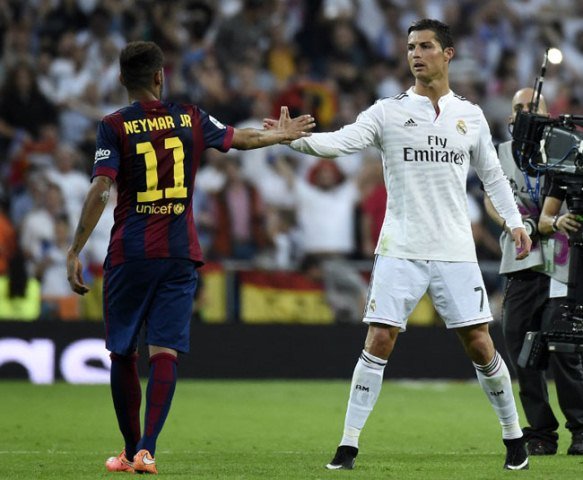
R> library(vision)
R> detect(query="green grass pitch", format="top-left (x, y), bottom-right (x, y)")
top-left (1, 380), bottom-right (581, 479)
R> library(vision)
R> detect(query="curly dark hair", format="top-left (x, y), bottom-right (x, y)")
top-left (119, 41), bottom-right (164, 91)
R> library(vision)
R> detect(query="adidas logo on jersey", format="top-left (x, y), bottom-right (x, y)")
top-left (403, 118), bottom-right (418, 127)
top-left (94, 148), bottom-right (111, 163)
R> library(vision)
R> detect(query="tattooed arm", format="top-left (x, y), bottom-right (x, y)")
top-left (67, 175), bottom-right (113, 295)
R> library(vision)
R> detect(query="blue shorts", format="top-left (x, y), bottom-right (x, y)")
top-left (103, 258), bottom-right (199, 355)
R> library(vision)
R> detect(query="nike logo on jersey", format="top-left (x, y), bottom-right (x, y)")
top-left (403, 118), bottom-right (418, 127)
top-left (94, 148), bottom-right (111, 163)
top-left (209, 115), bottom-right (226, 129)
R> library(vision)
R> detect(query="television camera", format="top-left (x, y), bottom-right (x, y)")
top-left (513, 50), bottom-right (583, 369)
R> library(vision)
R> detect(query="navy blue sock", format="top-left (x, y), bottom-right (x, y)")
top-left (137, 352), bottom-right (178, 456)
top-left (110, 353), bottom-right (142, 460)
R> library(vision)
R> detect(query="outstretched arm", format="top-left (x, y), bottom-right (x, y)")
top-left (231, 107), bottom-right (314, 150)
top-left (264, 103), bottom-right (382, 157)
top-left (66, 175), bottom-right (113, 295)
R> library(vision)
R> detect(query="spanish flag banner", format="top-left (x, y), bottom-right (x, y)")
top-left (239, 271), bottom-right (334, 324)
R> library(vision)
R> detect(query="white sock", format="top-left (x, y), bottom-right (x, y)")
top-left (473, 351), bottom-right (522, 439)
top-left (340, 350), bottom-right (387, 448)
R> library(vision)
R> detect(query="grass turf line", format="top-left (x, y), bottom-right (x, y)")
top-left (0, 380), bottom-right (580, 479)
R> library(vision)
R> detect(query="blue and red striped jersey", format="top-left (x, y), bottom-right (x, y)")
top-left (92, 100), bottom-right (234, 268)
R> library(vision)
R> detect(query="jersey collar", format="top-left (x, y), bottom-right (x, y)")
top-left (407, 87), bottom-right (454, 107)
top-left (132, 99), bottom-right (164, 109)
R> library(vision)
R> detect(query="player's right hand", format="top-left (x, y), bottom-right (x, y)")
top-left (512, 227), bottom-right (532, 260)
top-left (67, 250), bottom-right (90, 295)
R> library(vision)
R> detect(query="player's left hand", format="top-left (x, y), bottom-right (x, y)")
top-left (66, 250), bottom-right (90, 295)
top-left (263, 118), bottom-right (277, 130)
top-left (512, 227), bottom-right (532, 260)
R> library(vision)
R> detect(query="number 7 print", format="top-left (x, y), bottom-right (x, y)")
top-left (474, 286), bottom-right (484, 312)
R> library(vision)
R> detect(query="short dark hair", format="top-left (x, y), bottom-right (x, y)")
top-left (408, 19), bottom-right (454, 50)
top-left (119, 41), bottom-right (164, 91)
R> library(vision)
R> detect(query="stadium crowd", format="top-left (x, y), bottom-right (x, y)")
top-left (1, 0), bottom-right (583, 321)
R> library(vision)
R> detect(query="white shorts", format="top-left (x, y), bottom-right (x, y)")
top-left (363, 256), bottom-right (493, 331)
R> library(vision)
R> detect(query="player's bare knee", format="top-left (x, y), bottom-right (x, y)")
top-left (465, 335), bottom-right (495, 364)
top-left (364, 324), bottom-right (398, 359)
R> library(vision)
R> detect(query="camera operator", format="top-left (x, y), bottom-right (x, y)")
top-left (484, 87), bottom-right (583, 456)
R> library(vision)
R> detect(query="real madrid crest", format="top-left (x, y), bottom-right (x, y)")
top-left (456, 119), bottom-right (467, 135)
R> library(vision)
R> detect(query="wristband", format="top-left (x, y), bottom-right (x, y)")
top-left (552, 215), bottom-right (559, 232)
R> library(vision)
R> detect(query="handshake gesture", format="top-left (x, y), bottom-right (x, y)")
top-left (264, 106), bottom-right (313, 144)
top-left (232, 106), bottom-right (314, 149)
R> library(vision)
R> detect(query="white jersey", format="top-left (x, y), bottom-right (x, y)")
top-left (290, 87), bottom-right (523, 262)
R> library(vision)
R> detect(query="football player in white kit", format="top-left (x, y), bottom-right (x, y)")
top-left (267, 19), bottom-right (532, 471)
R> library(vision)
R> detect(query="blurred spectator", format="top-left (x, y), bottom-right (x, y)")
top-left (359, 159), bottom-right (387, 258)
top-left (50, 34), bottom-right (93, 105)
top-left (45, 143), bottom-right (90, 226)
top-left (37, 213), bottom-right (78, 321)
top-left (37, 0), bottom-right (89, 47)
top-left (1, 23), bottom-right (35, 70)
top-left (94, 38), bottom-right (122, 100)
top-left (274, 79), bottom-right (339, 131)
top-left (209, 157), bottom-right (267, 261)
top-left (264, 207), bottom-right (301, 269)
top-left (561, 27), bottom-right (583, 81)
top-left (58, 82), bottom-right (105, 149)
top-left (196, 149), bottom-right (227, 194)
top-left (326, 20), bottom-right (373, 93)
top-left (76, 5), bottom-right (125, 69)
top-left (254, 152), bottom-right (297, 210)
top-left (148, 1), bottom-right (189, 54)
top-left (231, 57), bottom-right (275, 105)
top-left (5, 124), bottom-right (59, 191)
top-left (181, 1), bottom-right (215, 74)
top-left (266, 22), bottom-right (297, 87)
top-left (214, 0), bottom-right (273, 72)
top-left (0, 62), bottom-right (57, 157)
top-left (0, 192), bottom-right (15, 275)
top-left (373, 1), bottom-right (403, 62)
top-left (9, 168), bottom-right (48, 228)
top-left (192, 186), bottom-right (215, 258)
top-left (473, 1), bottom-right (519, 81)
top-left (292, 1), bottom-right (331, 76)
top-left (186, 53), bottom-right (250, 125)
top-left (0, 244), bottom-right (40, 321)
top-left (20, 181), bottom-right (66, 277)
top-left (279, 157), bottom-right (360, 259)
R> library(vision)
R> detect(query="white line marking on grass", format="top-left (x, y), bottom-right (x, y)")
top-left (0, 451), bottom-right (42, 454)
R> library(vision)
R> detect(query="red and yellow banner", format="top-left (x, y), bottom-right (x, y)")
top-left (239, 271), bottom-right (334, 324)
